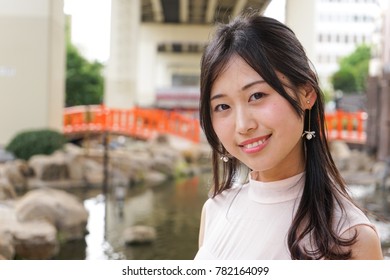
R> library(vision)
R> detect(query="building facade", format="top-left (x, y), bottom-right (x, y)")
top-left (313, 0), bottom-right (382, 89)
top-left (0, 0), bottom-right (65, 145)
top-left (105, 0), bottom-right (270, 110)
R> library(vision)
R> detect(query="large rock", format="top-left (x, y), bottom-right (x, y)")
top-left (109, 149), bottom-right (152, 183)
top-left (29, 152), bottom-right (69, 181)
top-left (0, 230), bottom-right (15, 260)
top-left (15, 188), bottom-right (89, 241)
top-left (0, 202), bottom-right (58, 259)
top-left (330, 141), bottom-right (351, 171)
top-left (123, 225), bottom-right (157, 245)
top-left (83, 158), bottom-right (104, 186)
top-left (63, 144), bottom-right (100, 183)
top-left (64, 153), bottom-right (85, 181)
top-left (0, 177), bottom-right (17, 200)
top-left (143, 171), bottom-right (168, 187)
top-left (149, 154), bottom-right (176, 176)
top-left (148, 143), bottom-right (183, 176)
top-left (109, 168), bottom-right (129, 187)
top-left (0, 203), bottom-right (14, 259)
top-left (347, 149), bottom-right (374, 172)
top-left (2, 160), bottom-right (31, 192)
top-left (12, 220), bottom-right (59, 259)
top-left (63, 143), bottom-right (84, 156)
top-left (372, 161), bottom-right (390, 189)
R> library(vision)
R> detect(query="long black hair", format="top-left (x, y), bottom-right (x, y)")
top-left (199, 12), bottom-right (357, 259)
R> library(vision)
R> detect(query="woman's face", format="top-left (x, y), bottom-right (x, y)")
top-left (210, 56), bottom-right (312, 182)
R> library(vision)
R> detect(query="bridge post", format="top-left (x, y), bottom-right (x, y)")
top-left (102, 130), bottom-right (109, 196)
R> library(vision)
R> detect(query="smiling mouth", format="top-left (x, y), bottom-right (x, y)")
top-left (239, 135), bottom-right (271, 149)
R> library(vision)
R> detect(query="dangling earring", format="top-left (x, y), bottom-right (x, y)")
top-left (220, 153), bottom-right (232, 162)
top-left (302, 100), bottom-right (315, 140)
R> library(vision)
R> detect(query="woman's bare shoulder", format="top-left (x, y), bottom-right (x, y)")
top-left (342, 224), bottom-right (383, 260)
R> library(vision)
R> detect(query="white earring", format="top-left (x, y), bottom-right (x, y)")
top-left (220, 155), bottom-right (230, 162)
top-left (302, 100), bottom-right (315, 140)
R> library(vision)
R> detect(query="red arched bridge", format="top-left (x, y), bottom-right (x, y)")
top-left (63, 105), bottom-right (200, 142)
top-left (63, 105), bottom-right (367, 144)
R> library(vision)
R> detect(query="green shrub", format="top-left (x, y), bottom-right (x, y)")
top-left (6, 129), bottom-right (66, 160)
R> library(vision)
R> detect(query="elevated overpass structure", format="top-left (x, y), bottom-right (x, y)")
top-left (141, 0), bottom-right (270, 24)
top-left (105, 0), bottom-right (271, 109)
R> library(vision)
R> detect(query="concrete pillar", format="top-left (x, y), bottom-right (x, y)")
top-left (285, 0), bottom-right (316, 63)
top-left (137, 39), bottom-right (157, 107)
top-left (0, 0), bottom-right (65, 145)
top-left (105, 0), bottom-right (140, 109)
top-left (378, 74), bottom-right (390, 160)
top-left (366, 76), bottom-right (380, 155)
top-left (137, 24), bottom-right (210, 107)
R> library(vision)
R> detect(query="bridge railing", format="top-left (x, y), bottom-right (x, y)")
top-left (63, 105), bottom-right (201, 142)
top-left (325, 110), bottom-right (367, 144)
top-left (64, 106), bottom-right (367, 145)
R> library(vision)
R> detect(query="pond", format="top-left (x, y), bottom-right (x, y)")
top-left (55, 173), bottom-right (390, 260)
top-left (55, 174), bottom-right (211, 260)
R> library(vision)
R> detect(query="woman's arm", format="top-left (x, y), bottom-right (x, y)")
top-left (198, 204), bottom-right (206, 248)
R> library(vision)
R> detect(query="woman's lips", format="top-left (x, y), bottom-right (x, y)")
top-left (239, 135), bottom-right (271, 153)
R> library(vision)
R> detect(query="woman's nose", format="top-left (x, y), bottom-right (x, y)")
top-left (236, 109), bottom-right (257, 135)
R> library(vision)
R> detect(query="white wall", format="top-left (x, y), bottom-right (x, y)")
top-left (0, 0), bottom-right (65, 145)
top-left (285, 0), bottom-right (316, 64)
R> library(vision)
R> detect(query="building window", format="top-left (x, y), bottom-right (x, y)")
top-left (172, 74), bottom-right (199, 87)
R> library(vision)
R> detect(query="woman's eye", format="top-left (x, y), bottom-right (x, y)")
top-left (249, 92), bottom-right (265, 101)
top-left (214, 104), bottom-right (230, 112)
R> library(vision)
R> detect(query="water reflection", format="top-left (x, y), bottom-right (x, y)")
top-left (82, 175), bottom-right (210, 260)
top-left (84, 195), bottom-right (110, 260)
top-left (57, 173), bottom-right (390, 259)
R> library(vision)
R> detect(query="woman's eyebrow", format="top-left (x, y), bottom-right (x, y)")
top-left (210, 80), bottom-right (266, 101)
top-left (210, 93), bottom-right (226, 101)
top-left (241, 80), bottom-right (265, 91)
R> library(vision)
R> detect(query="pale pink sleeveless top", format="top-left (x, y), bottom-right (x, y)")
top-left (195, 172), bottom-right (376, 260)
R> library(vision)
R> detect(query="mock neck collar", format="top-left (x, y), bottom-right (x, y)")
top-left (247, 171), bottom-right (305, 204)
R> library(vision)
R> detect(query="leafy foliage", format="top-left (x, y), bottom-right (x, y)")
top-left (331, 45), bottom-right (371, 94)
top-left (6, 129), bottom-right (66, 160)
top-left (65, 41), bottom-right (104, 107)
top-left (332, 69), bottom-right (357, 93)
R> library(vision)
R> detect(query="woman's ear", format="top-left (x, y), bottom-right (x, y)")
top-left (300, 83), bottom-right (317, 109)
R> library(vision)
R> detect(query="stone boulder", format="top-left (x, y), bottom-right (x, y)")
top-left (110, 168), bottom-right (130, 187)
top-left (0, 202), bottom-right (58, 259)
top-left (0, 177), bottom-right (17, 200)
top-left (148, 144), bottom-right (183, 177)
top-left (63, 143), bottom-right (84, 156)
top-left (15, 188), bottom-right (89, 241)
top-left (0, 231), bottom-right (15, 260)
top-left (329, 141), bottom-right (351, 171)
top-left (28, 152), bottom-right (69, 181)
top-left (372, 161), bottom-right (390, 189)
top-left (64, 153), bottom-right (85, 182)
top-left (123, 225), bottom-right (157, 245)
top-left (347, 149), bottom-right (374, 172)
top-left (83, 158), bottom-right (104, 186)
top-left (2, 160), bottom-right (32, 192)
top-left (109, 149), bottom-right (152, 184)
top-left (143, 171), bottom-right (168, 187)
top-left (12, 220), bottom-right (59, 259)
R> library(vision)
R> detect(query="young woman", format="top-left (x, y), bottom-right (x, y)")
top-left (195, 13), bottom-right (383, 260)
